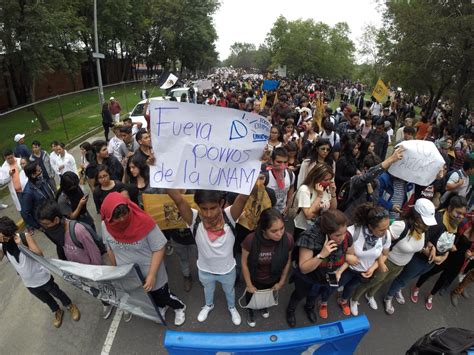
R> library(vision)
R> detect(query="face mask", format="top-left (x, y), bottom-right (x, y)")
top-left (109, 214), bottom-right (131, 230)
top-left (44, 220), bottom-right (65, 246)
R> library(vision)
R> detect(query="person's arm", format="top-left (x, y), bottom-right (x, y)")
top-left (241, 249), bottom-right (256, 293)
top-left (69, 195), bottom-right (88, 220)
top-left (362, 258), bottom-right (379, 278)
top-left (166, 189), bottom-right (193, 225)
top-left (299, 237), bottom-right (337, 274)
top-left (302, 185), bottom-right (324, 219)
top-left (273, 251), bottom-right (292, 291)
top-left (107, 248), bottom-right (117, 266)
top-left (143, 247), bottom-right (165, 292)
top-left (22, 232), bottom-right (44, 256)
top-left (0, 167), bottom-right (12, 185)
top-left (329, 182), bottom-right (337, 209)
top-left (377, 249), bottom-right (390, 272)
top-left (446, 172), bottom-right (463, 191)
top-left (377, 175), bottom-right (394, 211)
top-left (381, 147), bottom-right (404, 170)
top-left (229, 193), bottom-right (251, 222)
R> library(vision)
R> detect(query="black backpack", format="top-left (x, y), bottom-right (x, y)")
top-left (192, 211), bottom-right (236, 238)
top-left (407, 327), bottom-right (474, 354)
top-left (68, 220), bottom-right (107, 255)
top-left (389, 222), bottom-right (410, 251)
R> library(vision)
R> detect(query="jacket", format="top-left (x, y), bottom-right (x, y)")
top-left (377, 172), bottom-right (415, 212)
top-left (21, 180), bottom-right (55, 229)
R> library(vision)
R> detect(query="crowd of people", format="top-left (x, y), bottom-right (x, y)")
top-left (0, 77), bottom-right (473, 332)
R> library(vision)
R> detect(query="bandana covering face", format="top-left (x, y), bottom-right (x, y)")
top-left (101, 192), bottom-right (156, 243)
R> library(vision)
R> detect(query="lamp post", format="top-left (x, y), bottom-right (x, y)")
top-left (93, 0), bottom-right (105, 106)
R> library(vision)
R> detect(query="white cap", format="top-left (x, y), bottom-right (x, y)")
top-left (414, 198), bottom-right (437, 226)
top-left (109, 97), bottom-right (115, 101)
top-left (14, 133), bottom-right (25, 142)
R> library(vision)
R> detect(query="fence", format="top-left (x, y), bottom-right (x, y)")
top-left (0, 79), bottom-right (163, 159)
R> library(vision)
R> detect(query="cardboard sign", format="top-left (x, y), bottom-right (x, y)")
top-left (388, 140), bottom-right (445, 186)
top-left (149, 101), bottom-right (270, 194)
top-left (142, 194), bottom-right (197, 230)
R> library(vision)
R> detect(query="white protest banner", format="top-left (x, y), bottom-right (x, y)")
top-left (19, 246), bottom-right (165, 324)
top-left (194, 79), bottom-right (213, 92)
top-left (388, 140), bottom-right (445, 186)
top-left (149, 101), bottom-right (271, 194)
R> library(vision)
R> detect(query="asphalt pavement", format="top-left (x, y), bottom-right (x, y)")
top-left (0, 132), bottom-right (472, 355)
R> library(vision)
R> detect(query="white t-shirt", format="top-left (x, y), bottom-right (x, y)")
top-left (388, 221), bottom-right (425, 266)
top-left (347, 225), bottom-right (391, 272)
top-left (1, 244), bottom-right (51, 288)
top-left (266, 170), bottom-right (293, 213)
top-left (189, 206), bottom-right (236, 275)
top-left (447, 170), bottom-right (470, 198)
top-left (108, 136), bottom-right (123, 161)
top-left (294, 184), bottom-right (331, 230)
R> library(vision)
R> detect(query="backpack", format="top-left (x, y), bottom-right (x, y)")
top-left (192, 211), bottom-right (236, 238)
top-left (439, 169), bottom-right (463, 206)
top-left (406, 327), bottom-right (474, 355)
top-left (337, 180), bottom-right (352, 212)
top-left (389, 222), bottom-right (410, 251)
top-left (68, 220), bottom-right (107, 255)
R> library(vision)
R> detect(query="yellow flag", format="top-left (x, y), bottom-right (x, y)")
top-left (260, 93), bottom-right (267, 109)
top-left (372, 79), bottom-right (389, 103)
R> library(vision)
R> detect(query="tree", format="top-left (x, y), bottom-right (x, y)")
top-left (378, 1), bottom-right (473, 121)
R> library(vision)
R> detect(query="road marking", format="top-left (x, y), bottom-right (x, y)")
top-left (101, 309), bottom-right (123, 355)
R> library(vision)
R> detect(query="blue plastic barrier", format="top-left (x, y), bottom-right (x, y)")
top-left (164, 315), bottom-right (370, 354)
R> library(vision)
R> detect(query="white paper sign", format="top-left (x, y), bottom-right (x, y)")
top-left (388, 140), bottom-right (445, 186)
top-left (194, 79), bottom-right (213, 92)
top-left (149, 101), bottom-right (271, 194)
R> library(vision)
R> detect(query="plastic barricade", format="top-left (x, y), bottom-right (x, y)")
top-left (164, 315), bottom-right (370, 354)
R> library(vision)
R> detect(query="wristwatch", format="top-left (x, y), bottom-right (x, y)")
top-left (316, 254), bottom-right (324, 260)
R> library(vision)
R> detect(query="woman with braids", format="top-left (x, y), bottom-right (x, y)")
top-left (286, 209), bottom-right (356, 326)
top-left (241, 208), bottom-right (293, 328)
top-left (337, 203), bottom-right (392, 317)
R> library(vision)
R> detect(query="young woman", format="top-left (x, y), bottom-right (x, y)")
top-left (299, 121), bottom-right (319, 152)
top-left (294, 164), bottom-right (337, 243)
top-left (241, 208), bottom-right (293, 327)
top-left (335, 140), bottom-right (360, 193)
top-left (56, 171), bottom-right (95, 230)
top-left (360, 115), bottom-right (373, 139)
top-left (286, 210), bottom-right (356, 326)
top-left (386, 196), bottom-right (467, 311)
top-left (297, 138), bottom-right (334, 188)
top-left (266, 125), bottom-right (284, 152)
top-left (350, 199), bottom-right (436, 314)
top-left (126, 155), bottom-right (159, 209)
top-left (93, 165), bottom-right (126, 213)
top-left (0, 216), bottom-right (80, 328)
top-left (337, 203), bottom-right (392, 316)
top-left (100, 192), bottom-right (186, 325)
top-left (282, 119), bottom-right (300, 145)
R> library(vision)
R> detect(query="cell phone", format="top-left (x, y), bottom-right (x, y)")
top-left (326, 272), bottom-right (339, 287)
top-left (320, 181), bottom-right (331, 188)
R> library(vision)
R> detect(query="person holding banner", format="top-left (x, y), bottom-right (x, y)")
top-left (0, 216), bottom-right (81, 328)
top-left (101, 192), bottom-right (186, 326)
top-left (166, 188), bottom-right (251, 326)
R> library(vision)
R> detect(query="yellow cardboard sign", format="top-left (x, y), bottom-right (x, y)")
top-left (142, 194), bottom-right (197, 230)
top-left (372, 79), bottom-right (389, 103)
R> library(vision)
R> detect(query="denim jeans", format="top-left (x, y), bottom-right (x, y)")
top-left (387, 254), bottom-right (434, 297)
top-left (198, 267), bottom-right (236, 308)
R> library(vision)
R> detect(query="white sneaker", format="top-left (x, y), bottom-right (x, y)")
top-left (395, 290), bottom-right (406, 305)
top-left (174, 305), bottom-right (186, 326)
top-left (229, 307), bottom-right (241, 325)
top-left (384, 297), bottom-right (395, 315)
top-left (261, 308), bottom-right (270, 319)
top-left (337, 286), bottom-right (344, 292)
top-left (197, 304), bottom-right (214, 322)
top-left (123, 311), bottom-right (132, 322)
top-left (102, 304), bottom-right (113, 320)
top-left (350, 299), bottom-right (359, 316)
top-left (0, 203), bottom-right (8, 210)
top-left (365, 294), bottom-right (378, 310)
top-left (159, 306), bottom-right (169, 319)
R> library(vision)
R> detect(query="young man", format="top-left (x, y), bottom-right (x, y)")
top-left (36, 201), bottom-right (113, 319)
top-left (441, 158), bottom-right (474, 204)
top-left (133, 129), bottom-right (154, 166)
top-left (85, 140), bottom-right (124, 186)
top-left (166, 188), bottom-right (251, 325)
top-left (119, 126), bottom-right (140, 164)
top-left (107, 125), bottom-right (124, 161)
top-left (264, 147), bottom-right (295, 216)
top-left (338, 112), bottom-right (361, 141)
top-left (0, 216), bottom-right (80, 328)
top-left (0, 149), bottom-right (24, 212)
top-left (51, 143), bottom-right (78, 177)
top-left (30, 140), bottom-right (56, 192)
top-left (13, 133), bottom-right (31, 159)
top-left (367, 119), bottom-right (389, 160)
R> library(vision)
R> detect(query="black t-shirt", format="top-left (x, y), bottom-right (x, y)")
top-left (93, 181), bottom-right (125, 213)
top-left (420, 213), bottom-right (453, 261)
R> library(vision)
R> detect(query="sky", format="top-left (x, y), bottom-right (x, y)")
top-left (213, 0), bottom-right (384, 61)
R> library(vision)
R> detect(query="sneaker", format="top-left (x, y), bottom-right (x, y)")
top-left (337, 298), bottom-right (350, 316)
top-left (197, 304), bottom-right (214, 322)
top-left (450, 292), bottom-right (460, 307)
top-left (53, 309), bottom-right (64, 328)
top-left (0, 203), bottom-right (8, 210)
top-left (462, 289), bottom-right (470, 299)
top-left (261, 308), bottom-right (270, 319)
top-left (166, 244), bottom-right (174, 256)
top-left (67, 304), bottom-right (81, 321)
top-left (410, 287), bottom-right (419, 303)
top-left (350, 299), bottom-right (359, 316)
top-left (425, 296), bottom-right (433, 311)
top-left (229, 307), bottom-right (241, 326)
top-left (337, 286), bottom-right (344, 292)
top-left (183, 276), bottom-right (192, 292)
top-left (159, 306), bottom-right (169, 319)
top-left (123, 311), bottom-right (132, 322)
top-left (384, 297), bottom-right (395, 315)
top-left (395, 290), bottom-right (406, 305)
top-left (247, 309), bottom-right (256, 328)
top-left (365, 294), bottom-right (378, 310)
top-left (102, 304), bottom-right (113, 320)
top-left (319, 303), bottom-right (328, 319)
top-left (174, 305), bottom-right (186, 326)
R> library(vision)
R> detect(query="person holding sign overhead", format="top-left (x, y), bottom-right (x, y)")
top-left (166, 188), bottom-right (251, 326)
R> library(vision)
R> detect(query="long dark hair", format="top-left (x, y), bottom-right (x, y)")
top-left (302, 163), bottom-right (334, 188)
top-left (309, 138), bottom-right (333, 165)
top-left (258, 208), bottom-right (284, 232)
top-left (126, 155), bottom-right (150, 185)
top-left (352, 202), bottom-right (389, 228)
top-left (0, 216), bottom-right (20, 262)
top-left (56, 171), bottom-right (84, 212)
top-left (319, 210), bottom-right (348, 235)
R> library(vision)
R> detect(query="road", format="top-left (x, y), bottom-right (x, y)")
top-left (0, 132), bottom-right (472, 354)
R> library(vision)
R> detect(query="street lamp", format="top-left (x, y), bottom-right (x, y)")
top-left (93, 0), bottom-right (105, 106)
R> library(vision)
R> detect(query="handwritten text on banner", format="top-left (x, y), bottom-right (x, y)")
top-left (149, 101), bottom-right (271, 194)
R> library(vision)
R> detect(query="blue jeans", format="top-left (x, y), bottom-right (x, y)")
top-left (336, 268), bottom-right (367, 301)
top-left (198, 268), bottom-right (236, 308)
top-left (387, 254), bottom-right (434, 297)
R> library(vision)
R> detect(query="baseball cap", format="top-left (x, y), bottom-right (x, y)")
top-left (109, 97), bottom-right (115, 100)
top-left (414, 198), bottom-right (437, 226)
top-left (14, 133), bottom-right (25, 142)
